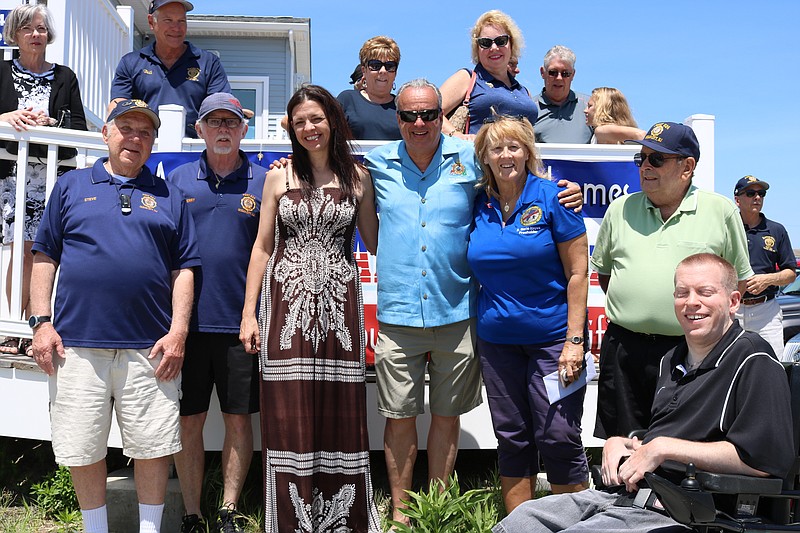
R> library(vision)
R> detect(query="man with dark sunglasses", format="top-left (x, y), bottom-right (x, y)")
top-left (534, 45), bottom-right (592, 144)
top-left (733, 175), bottom-right (796, 359)
top-left (365, 78), bottom-right (584, 525)
top-left (590, 121), bottom-right (753, 441)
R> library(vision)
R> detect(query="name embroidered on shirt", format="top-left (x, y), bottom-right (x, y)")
top-left (83, 197), bottom-right (97, 202)
top-left (142, 68), bottom-right (153, 75)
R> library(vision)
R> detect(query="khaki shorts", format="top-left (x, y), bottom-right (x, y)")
top-left (375, 318), bottom-right (482, 418)
top-left (49, 346), bottom-right (181, 466)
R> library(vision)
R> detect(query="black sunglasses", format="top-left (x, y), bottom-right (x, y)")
top-left (365, 59), bottom-right (398, 72)
top-left (397, 109), bottom-right (441, 123)
top-left (476, 35), bottom-right (510, 49)
top-left (546, 69), bottom-right (573, 78)
top-left (633, 152), bottom-right (684, 168)
top-left (740, 189), bottom-right (767, 198)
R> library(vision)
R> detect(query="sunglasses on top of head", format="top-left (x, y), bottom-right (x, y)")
top-left (633, 151), bottom-right (684, 168)
top-left (397, 109), bottom-right (441, 123)
top-left (365, 59), bottom-right (398, 72)
top-left (739, 189), bottom-right (767, 198)
top-left (476, 35), bottom-right (510, 49)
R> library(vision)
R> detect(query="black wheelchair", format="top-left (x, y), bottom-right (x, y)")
top-left (644, 362), bottom-right (800, 532)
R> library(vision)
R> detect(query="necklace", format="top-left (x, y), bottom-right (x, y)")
top-left (503, 201), bottom-right (511, 213)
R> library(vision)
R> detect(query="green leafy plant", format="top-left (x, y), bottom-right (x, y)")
top-left (388, 473), bottom-right (499, 533)
top-left (30, 465), bottom-right (79, 520)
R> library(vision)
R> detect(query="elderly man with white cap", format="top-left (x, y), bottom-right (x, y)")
top-left (30, 99), bottom-right (201, 533)
top-left (109, 0), bottom-right (230, 138)
top-left (168, 92), bottom-right (268, 533)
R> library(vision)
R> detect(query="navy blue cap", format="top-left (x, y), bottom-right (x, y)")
top-left (198, 93), bottom-right (247, 121)
top-left (149, 0), bottom-right (194, 14)
top-left (734, 175), bottom-right (770, 196)
top-left (625, 122), bottom-right (700, 162)
top-left (107, 99), bottom-right (160, 129)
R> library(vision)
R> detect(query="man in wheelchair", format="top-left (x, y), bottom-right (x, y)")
top-left (494, 253), bottom-right (795, 532)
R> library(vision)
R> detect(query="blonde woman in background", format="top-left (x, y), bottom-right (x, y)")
top-left (584, 87), bottom-right (645, 144)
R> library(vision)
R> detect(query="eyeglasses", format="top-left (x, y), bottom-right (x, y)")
top-left (476, 35), bottom-right (510, 49)
top-left (546, 69), bottom-right (573, 78)
top-left (739, 189), bottom-right (767, 198)
top-left (20, 25), bottom-right (48, 35)
top-left (633, 152), bottom-right (684, 168)
top-left (365, 59), bottom-right (398, 73)
top-left (204, 117), bottom-right (242, 128)
top-left (397, 109), bottom-right (441, 123)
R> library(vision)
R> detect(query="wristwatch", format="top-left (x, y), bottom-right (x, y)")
top-left (29, 315), bottom-right (51, 329)
top-left (569, 335), bottom-right (584, 345)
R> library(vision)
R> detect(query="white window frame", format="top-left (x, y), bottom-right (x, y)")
top-left (228, 76), bottom-right (270, 138)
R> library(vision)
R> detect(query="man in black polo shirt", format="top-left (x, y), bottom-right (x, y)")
top-left (734, 175), bottom-right (796, 359)
top-left (494, 253), bottom-right (794, 533)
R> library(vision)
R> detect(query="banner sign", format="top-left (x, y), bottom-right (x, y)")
top-left (146, 151), bottom-right (640, 364)
top-left (0, 10), bottom-right (11, 48)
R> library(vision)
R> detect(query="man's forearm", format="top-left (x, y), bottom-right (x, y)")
top-left (30, 255), bottom-right (58, 315)
top-left (169, 268), bottom-right (194, 335)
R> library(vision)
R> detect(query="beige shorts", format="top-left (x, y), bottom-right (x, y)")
top-left (49, 346), bottom-right (181, 466)
top-left (375, 318), bottom-right (482, 418)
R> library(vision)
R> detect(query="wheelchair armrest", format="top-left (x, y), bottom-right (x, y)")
top-left (658, 460), bottom-right (783, 494)
top-left (695, 471), bottom-right (783, 494)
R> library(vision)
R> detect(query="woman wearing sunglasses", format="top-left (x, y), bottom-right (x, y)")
top-left (584, 87), bottom-right (645, 144)
top-left (241, 84), bottom-right (380, 531)
top-left (440, 10), bottom-right (537, 140)
top-left (467, 115), bottom-right (590, 512)
top-left (336, 35), bottom-right (402, 140)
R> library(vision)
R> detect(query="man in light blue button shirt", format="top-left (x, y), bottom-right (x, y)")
top-left (365, 78), bottom-right (583, 525)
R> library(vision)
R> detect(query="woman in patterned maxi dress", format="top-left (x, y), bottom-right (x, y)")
top-left (241, 85), bottom-right (380, 533)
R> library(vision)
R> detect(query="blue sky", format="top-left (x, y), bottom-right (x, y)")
top-left (192, 0), bottom-right (800, 248)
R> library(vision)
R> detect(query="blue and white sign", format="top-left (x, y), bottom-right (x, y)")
top-left (0, 10), bottom-right (11, 47)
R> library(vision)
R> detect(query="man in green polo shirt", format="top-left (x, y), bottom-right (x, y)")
top-left (590, 121), bottom-right (752, 439)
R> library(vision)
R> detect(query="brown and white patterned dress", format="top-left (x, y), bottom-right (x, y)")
top-left (258, 183), bottom-right (379, 532)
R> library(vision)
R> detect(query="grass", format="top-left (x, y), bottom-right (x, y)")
top-left (2, 438), bottom-right (586, 531)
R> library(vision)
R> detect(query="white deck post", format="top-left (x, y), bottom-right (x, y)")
top-left (685, 114), bottom-right (716, 191)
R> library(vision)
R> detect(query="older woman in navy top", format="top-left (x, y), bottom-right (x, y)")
top-left (336, 36), bottom-right (401, 140)
top-left (467, 115), bottom-right (589, 512)
top-left (440, 11), bottom-right (537, 140)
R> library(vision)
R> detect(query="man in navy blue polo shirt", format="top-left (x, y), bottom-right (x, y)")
top-left (110, 0), bottom-right (230, 138)
top-left (29, 99), bottom-right (201, 533)
top-left (734, 175), bottom-right (796, 358)
top-left (495, 253), bottom-right (794, 533)
top-left (168, 93), bottom-right (268, 533)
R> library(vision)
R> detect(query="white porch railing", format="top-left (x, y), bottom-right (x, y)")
top-left (45, 0), bottom-right (134, 129)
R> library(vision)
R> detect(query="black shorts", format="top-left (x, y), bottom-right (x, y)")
top-left (180, 332), bottom-right (259, 416)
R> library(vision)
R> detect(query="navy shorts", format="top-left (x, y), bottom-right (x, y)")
top-left (180, 332), bottom-right (259, 416)
top-left (478, 338), bottom-right (588, 484)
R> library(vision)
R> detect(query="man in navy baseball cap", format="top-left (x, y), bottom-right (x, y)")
top-left (590, 119), bottom-right (753, 442)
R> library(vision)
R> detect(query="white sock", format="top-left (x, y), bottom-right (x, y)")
top-left (139, 502), bottom-right (164, 533)
top-left (81, 505), bottom-right (109, 533)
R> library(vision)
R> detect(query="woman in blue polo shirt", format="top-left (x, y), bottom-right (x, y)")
top-left (467, 115), bottom-right (589, 512)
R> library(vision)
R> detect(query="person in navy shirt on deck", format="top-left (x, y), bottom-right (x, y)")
top-left (467, 114), bottom-right (589, 513)
top-left (109, 0), bottom-right (230, 138)
top-left (167, 92), bottom-right (268, 532)
top-left (29, 99), bottom-right (200, 533)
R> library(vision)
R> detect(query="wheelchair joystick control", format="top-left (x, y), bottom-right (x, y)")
top-left (680, 463), bottom-right (700, 491)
